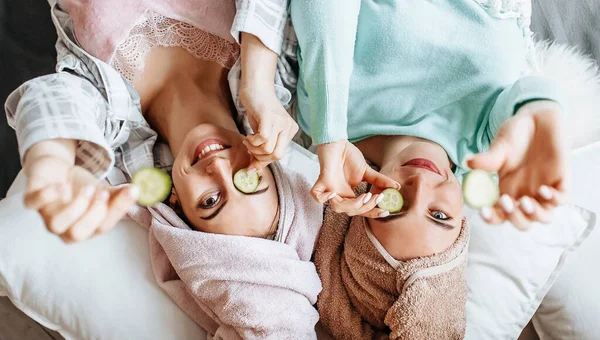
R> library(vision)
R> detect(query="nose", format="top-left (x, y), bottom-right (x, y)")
top-left (400, 173), bottom-right (432, 210)
top-left (205, 157), bottom-right (233, 184)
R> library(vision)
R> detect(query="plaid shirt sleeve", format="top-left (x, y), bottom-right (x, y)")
top-left (5, 72), bottom-right (115, 178)
top-left (231, 0), bottom-right (289, 54)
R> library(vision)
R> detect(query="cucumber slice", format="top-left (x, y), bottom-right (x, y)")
top-left (377, 188), bottom-right (404, 213)
top-left (462, 169), bottom-right (499, 208)
top-left (233, 168), bottom-right (260, 193)
top-left (132, 168), bottom-right (172, 207)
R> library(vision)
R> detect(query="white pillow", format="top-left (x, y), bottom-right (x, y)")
top-left (531, 141), bottom-right (600, 340)
top-left (0, 144), bottom-right (596, 339)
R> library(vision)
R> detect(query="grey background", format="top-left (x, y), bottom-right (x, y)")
top-left (0, 0), bottom-right (598, 197)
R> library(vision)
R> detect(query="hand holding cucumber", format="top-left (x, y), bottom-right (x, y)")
top-left (23, 140), bottom-right (139, 243)
top-left (313, 140), bottom-right (401, 218)
top-left (240, 87), bottom-right (299, 173)
top-left (466, 100), bottom-right (568, 230)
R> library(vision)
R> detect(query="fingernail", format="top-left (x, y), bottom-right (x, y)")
top-left (362, 192), bottom-right (372, 204)
top-left (84, 185), bottom-right (95, 197)
top-left (375, 194), bottom-right (384, 205)
top-left (539, 185), bottom-right (553, 200)
top-left (462, 155), bottom-right (474, 169)
top-left (378, 211), bottom-right (390, 218)
top-left (98, 190), bottom-right (109, 202)
top-left (128, 185), bottom-right (140, 199)
top-left (328, 192), bottom-right (337, 200)
top-left (500, 194), bottom-right (514, 214)
top-left (520, 196), bottom-right (534, 215)
top-left (480, 207), bottom-right (492, 221)
top-left (247, 168), bottom-right (257, 176)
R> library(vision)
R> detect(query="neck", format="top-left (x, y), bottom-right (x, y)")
top-left (144, 67), bottom-right (238, 156)
top-left (356, 135), bottom-right (453, 169)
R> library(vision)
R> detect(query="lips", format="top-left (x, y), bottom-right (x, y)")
top-left (192, 139), bottom-right (229, 164)
top-left (402, 158), bottom-right (441, 175)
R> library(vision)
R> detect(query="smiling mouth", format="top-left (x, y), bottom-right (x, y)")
top-left (402, 158), bottom-right (441, 175)
top-left (192, 139), bottom-right (231, 165)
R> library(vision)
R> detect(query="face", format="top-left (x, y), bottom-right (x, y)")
top-left (170, 124), bottom-right (279, 237)
top-left (368, 141), bottom-right (463, 260)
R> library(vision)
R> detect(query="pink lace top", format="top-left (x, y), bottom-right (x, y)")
top-left (111, 11), bottom-right (240, 83)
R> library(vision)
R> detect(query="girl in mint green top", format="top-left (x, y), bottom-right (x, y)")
top-left (290, 0), bottom-right (568, 265)
top-left (291, 1), bottom-right (569, 337)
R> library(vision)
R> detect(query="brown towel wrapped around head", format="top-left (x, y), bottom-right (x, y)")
top-left (315, 203), bottom-right (470, 340)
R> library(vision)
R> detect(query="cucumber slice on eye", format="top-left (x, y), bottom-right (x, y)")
top-left (233, 168), bottom-right (260, 193)
top-left (462, 169), bottom-right (499, 209)
top-left (132, 168), bottom-right (172, 207)
top-left (377, 188), bottom-right (404, 213)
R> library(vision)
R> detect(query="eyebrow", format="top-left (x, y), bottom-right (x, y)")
top-left (376, 213), bottom-right (456, 230)
top-left (199, 186), bottom-right (270, 220)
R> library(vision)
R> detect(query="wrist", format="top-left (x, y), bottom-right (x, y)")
top-left (25, 139), bottom-right (76, 168)
top-left (240, 32), bottom-right (278, 90)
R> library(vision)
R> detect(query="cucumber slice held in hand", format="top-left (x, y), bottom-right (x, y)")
top-left (233, 168), bottom-right (260, 193)
top-left (462, 169), bottom-right (499, 209)
top-left (377, 188), bottom-right (404, 213)
top-left (132, 168), bottom-right (172, 207)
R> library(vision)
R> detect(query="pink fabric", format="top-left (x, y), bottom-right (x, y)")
top-left (127, 163), bottom-right (324, 339)
top-left (57, 0), bottom-right (236, 62)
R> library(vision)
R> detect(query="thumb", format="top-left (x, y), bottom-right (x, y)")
top-left (311, 176), bottom-right (334, 203)
top-left (467, 138), bottom-right (509, 173)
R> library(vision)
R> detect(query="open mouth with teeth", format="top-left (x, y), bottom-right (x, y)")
top-left (192, 140), bottom-right (231, 166)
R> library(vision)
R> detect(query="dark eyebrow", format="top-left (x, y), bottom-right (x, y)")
top-left (200, 200), bottom-right (228, 220)
top-left (243, 186), bottom-right (270, 196)
top-left (427, 217), bottom-right (456, 230)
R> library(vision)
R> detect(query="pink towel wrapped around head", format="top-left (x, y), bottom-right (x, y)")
top-left (315, 197), bottom-right (470, 340)
top-left (129, 162), bottom-right (324, 339)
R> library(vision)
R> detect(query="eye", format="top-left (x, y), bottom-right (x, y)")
top-left (199, 192), bottom-right (221, 209)
top-left (431, 210), bottom-right (450, 220)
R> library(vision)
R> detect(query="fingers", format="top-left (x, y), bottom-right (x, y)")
top-left (467, 138), bottom-right (509, 173)
top-left (479, 194), bottom-right (553, 230)
top-left (24, 183), bottom-right (71, 210)
top-left (64, 190), bottom-right (109, 242)
top-left (41, 185), bottom-right (96, 234)
top-left (363, 167), bottom-right (400, 190)
top-left (537, 184), bottom-right (568, 207)
top-left (329, 193), bottom-right (390, 218)
top-left (96, 185), bottom-right (138, 234)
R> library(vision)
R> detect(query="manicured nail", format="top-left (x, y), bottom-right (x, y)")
top-left (247, 168), bottom-right (257, 176)
top-left (375, 194), bottom-right (384, 205)
top-left (462, 155), bottom-right (474, 169)
top-left (378, 211), bottom-right (390, 218)
top-left (325, 192), bottom-right (336, 200)
top-left (539, 185), bottom-right (553, 200)
top-left (362, 192), bottom-right (372, 204)
top-left (500, 194), bottom-right (515, 214)
top-left (98, 190), bottom-right (109, 202)
top-left (480, 207), bottom-right (492, 221)
top-left (520, 196), bottom-right (534, 215)
top-left (128, 185), bottom-right (140, 199)
top-left (83, 185), bottom-right (95, 197)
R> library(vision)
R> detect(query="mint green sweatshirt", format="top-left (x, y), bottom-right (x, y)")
top-left (291, 0), bottom-right (563, 174)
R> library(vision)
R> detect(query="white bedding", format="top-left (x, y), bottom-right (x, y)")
top-left (0, 142), bottom-right (597, 340)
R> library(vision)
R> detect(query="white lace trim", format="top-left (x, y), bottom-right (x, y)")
top-left (473, 0), bottom-right (536, 73)
top-left (110, 11), bottom-right (240, 83)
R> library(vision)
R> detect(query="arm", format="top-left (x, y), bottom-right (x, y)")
top-left (232, 0), bottom-right (289, 55)
top-left (238, 32), bottom-right (299, 172)
top-left (485, 76), bottom-right (565, 143)
top-left (5, 73), bottom-right (137, 242)
top-left (5, 73), bottom-right (115, 178)
top-left (290, 0), bottom-right (360, 144)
